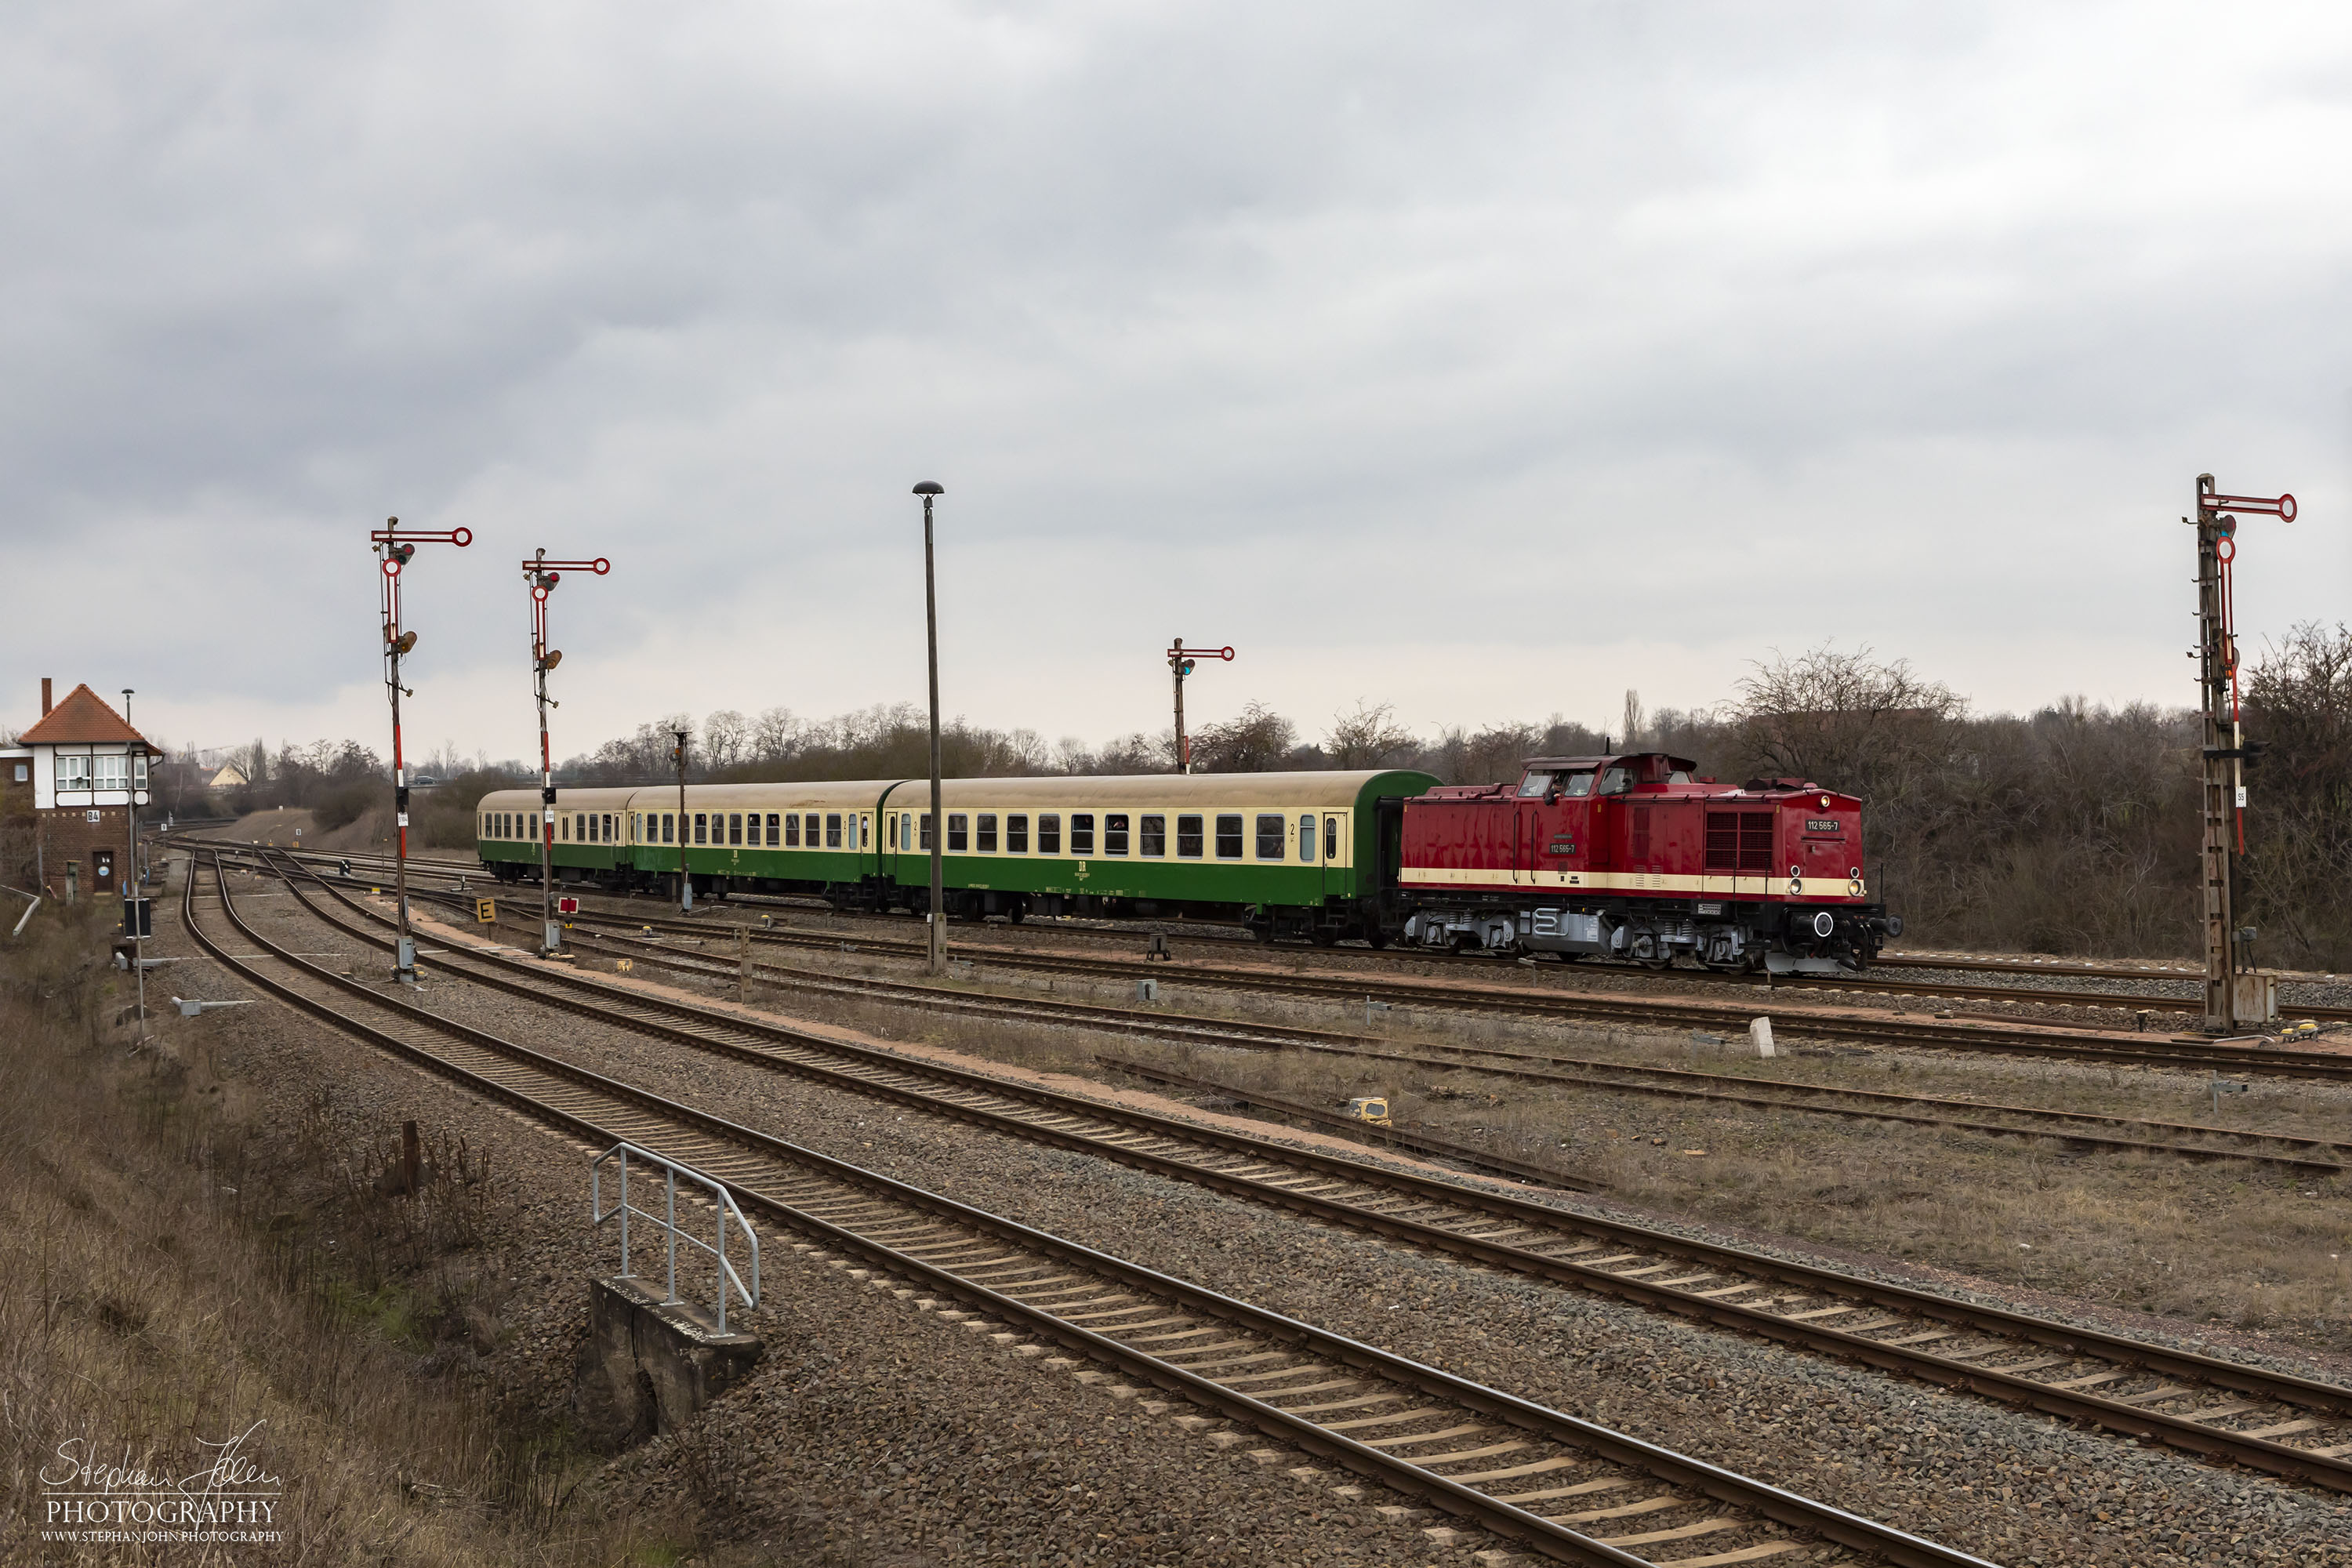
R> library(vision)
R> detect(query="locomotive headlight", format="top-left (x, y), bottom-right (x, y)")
top-left (1818, 793), bottom-right (1831, 810)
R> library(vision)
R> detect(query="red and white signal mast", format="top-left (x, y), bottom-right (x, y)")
top-left (371, 516), bottom-right (472, 983)
top-left (523, 547), bottom-right (610, 956)
top-left (2190, 475), bottom-right (2294, 1035)
top-left (1167, 638), bottom-right (1235, 775)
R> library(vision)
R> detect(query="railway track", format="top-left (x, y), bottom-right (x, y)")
top-left (178, 848), bottom-right (1993, 1567)
top-left (227, 848), bottom-right (2352, 1492)
top-left (443, 884), bottom-right (2352, 1083)
top-left (198, 837), bottom-right (2352, 1025)
top-left (358, 866), bottom-right (2352, 1179)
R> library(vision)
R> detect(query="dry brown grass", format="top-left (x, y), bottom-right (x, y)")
top-left (0, 903), bottom-right (694, 1566)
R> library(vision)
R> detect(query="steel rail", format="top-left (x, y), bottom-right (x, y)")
top-left (177, 851), bottom-right (1987, 1568)
top-left (241, 848), bottom-right (2352, 1491)
top-left (439, 887), bottom-right (2352, 1178)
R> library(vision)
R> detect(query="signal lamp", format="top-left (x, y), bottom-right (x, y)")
top-left (540, 649), bottom-right (563, 672)
top-left (391, 630), bottom-right (419, 655)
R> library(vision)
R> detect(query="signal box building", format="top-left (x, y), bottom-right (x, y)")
top-left (0, 679), bottom-right (160, 899)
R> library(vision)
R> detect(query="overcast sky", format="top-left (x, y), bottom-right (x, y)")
top-left (5, 2), bottom-right (2348, 766)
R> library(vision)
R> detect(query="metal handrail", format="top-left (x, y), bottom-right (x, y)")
top-left (590, 1142), bottom-right (759, 1333)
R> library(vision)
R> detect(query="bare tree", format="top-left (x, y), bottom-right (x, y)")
top-left (1191, 702), bottom-right (1297, 772)
top-left (750, 706), bottom-right (801, 762)
top-left (701, 710), bottom-right (750, 771)
top-left (1326, 700), bottom-right (1417, 768)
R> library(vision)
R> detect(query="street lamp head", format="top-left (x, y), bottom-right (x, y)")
top-left (913, 481), bottom-right (944, 496)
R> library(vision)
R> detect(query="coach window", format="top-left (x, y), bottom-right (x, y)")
top-left (800, 812), bottom-right (816, 846)
top-left (721, 813), bottom-right (736, 845)
top-left (1256, 814), bottom-right (1285, 859)
top-left (1037, 813), bottom-right (1062, 855)
top-left (662, 813), bottom-right (674, 844)
top-left (557, 817), bottom-right (568, 842)
top-left (1178, 815), bottom-right (1203, 857)
top-left (1214, 814), bottom-right (1243, 858)
top-left (691, 813), bottom-right (705, 844)
top-left (977, 813), bottom-right (997, 852)
top-left (605, 813), bottom-right (616, 842)
top-left (786, 814), bottom-right (800, 847)
top-left (1104, 814), bottom-right (1129, 855)
top-left (1007, 813), bottom-right (1029, 853)
top-left (1069, 813), bottom-right (1095, 855)
top-left (1298, 814), bottom-right (1316, 862)
top-left (948, 814), bottom-right (968, 851)
top-left (762, 812), bottom-right (777, 845)
top-left (1325, 816), bottom-right (1340, 859)
top-left (1139, 815), bottom-right (1165, 857)
top-left (826, 813), bottom-right (843, 848)
top-left (528, 813), bottom-right (539, 840)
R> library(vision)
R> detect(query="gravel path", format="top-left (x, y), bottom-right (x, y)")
top-left (190, 863), bottom-right (2352, 1563)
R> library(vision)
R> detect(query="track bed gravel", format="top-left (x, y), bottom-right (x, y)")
top-left (264, 884), bottom-right (2352, 1564)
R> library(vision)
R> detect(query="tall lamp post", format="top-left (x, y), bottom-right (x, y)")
top-left (672, 727), bottom-right (691, 915)
top-left (372, 516), bottom-right (472, 983)
top-left (913, 481), bottom-right (947, 977)
top-left (522, 547), bottom-right (612, 956)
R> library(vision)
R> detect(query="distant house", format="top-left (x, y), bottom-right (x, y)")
top-left (2, 678), bottom-right (162, 899)
top-left (208, 762), bottom-right (250, 792)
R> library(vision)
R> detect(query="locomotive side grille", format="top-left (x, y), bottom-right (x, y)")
top-left (1738, 811), bottom-right (1774, 872)
top-left (1704, 811), bottom-right (1737, 870)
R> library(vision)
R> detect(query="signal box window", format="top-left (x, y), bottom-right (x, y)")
top-left (1069, 813), bottom-right (1095, 855)
top-left (826, 813), bottom-right (843, 848)
top-left (977, 813), bottom-right (997, 852)
top-left (948, 814), bottom-right (968, 851)
top-left (1298, 815), bottom-right (1316, 862)
top-left (1177, 815), bottom-right (1203, 857)
top-left (1139, 815), bottom-right (1166, 856)
top-left (1255, 814), bottom-right (1285, 859)
top-left (1037, 814), bottom-right (1061, 855)
top-left (1105, 814), bottom-right (1129, 855)
top-left (1214, 814), bottom-right (1243, 858)
top-left (1007, 814), bottom-right (1029, 853)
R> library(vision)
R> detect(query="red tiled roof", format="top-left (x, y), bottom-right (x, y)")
top-left (17, 684), bottom-right (154, 748)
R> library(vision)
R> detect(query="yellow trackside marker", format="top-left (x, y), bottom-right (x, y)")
top-left (477, 898), bottom-right (496, 924)
top-left (615, 958), bottom-right (633, 975)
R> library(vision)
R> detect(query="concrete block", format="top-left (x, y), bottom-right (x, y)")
top-left (571, 1276), bottom-right (763, 1454)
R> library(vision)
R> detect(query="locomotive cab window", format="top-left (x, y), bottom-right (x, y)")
top-left (1560, 771), bottom-right (1595, 797)
top-left (1069, 814), bottom-right (1095, 855)
top-left (1516, 771), bottom-right (1553, 798)
top-left (1104, 814), bottom-right (1129, 855)
top-left (1007, 814), bottom-right (1029, 853)
top-left (1139, 815), bottom-right (1165, 856)
top-left (1037, 814), bottom-right (1061, 854)
top-left (1255, 814), bottom-right (1285, 859)
top-left (977, 813), bottom-right (997, 852)
top-left (1215, 814), bottom-right (1243, 858)
top-left (1177, 815), bottom-right (1203, 857)
top-left (947, 814), bottom-right (968, 852)
top-left (1597, 767), bottom-right (1632, 795)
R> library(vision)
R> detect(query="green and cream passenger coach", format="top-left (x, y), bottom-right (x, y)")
top-left (474, 769), bottom-right (1439, 944)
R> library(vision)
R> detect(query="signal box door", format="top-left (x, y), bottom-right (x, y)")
top-left (93, 848), bottom-right (116, 890)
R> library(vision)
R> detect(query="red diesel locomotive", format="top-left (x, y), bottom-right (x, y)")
top-left (1390, 752), bottom-right (1901, 973)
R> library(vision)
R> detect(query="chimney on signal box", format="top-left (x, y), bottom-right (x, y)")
top-left (41, 678), bottom-right (52, 716)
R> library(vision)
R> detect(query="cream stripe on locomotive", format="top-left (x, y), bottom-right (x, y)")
top-left (1400, 865), bottom-right (1868, 900)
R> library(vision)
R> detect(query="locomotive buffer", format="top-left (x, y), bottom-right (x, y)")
top-left (2189, 474), bottom-right (2292, 1035)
